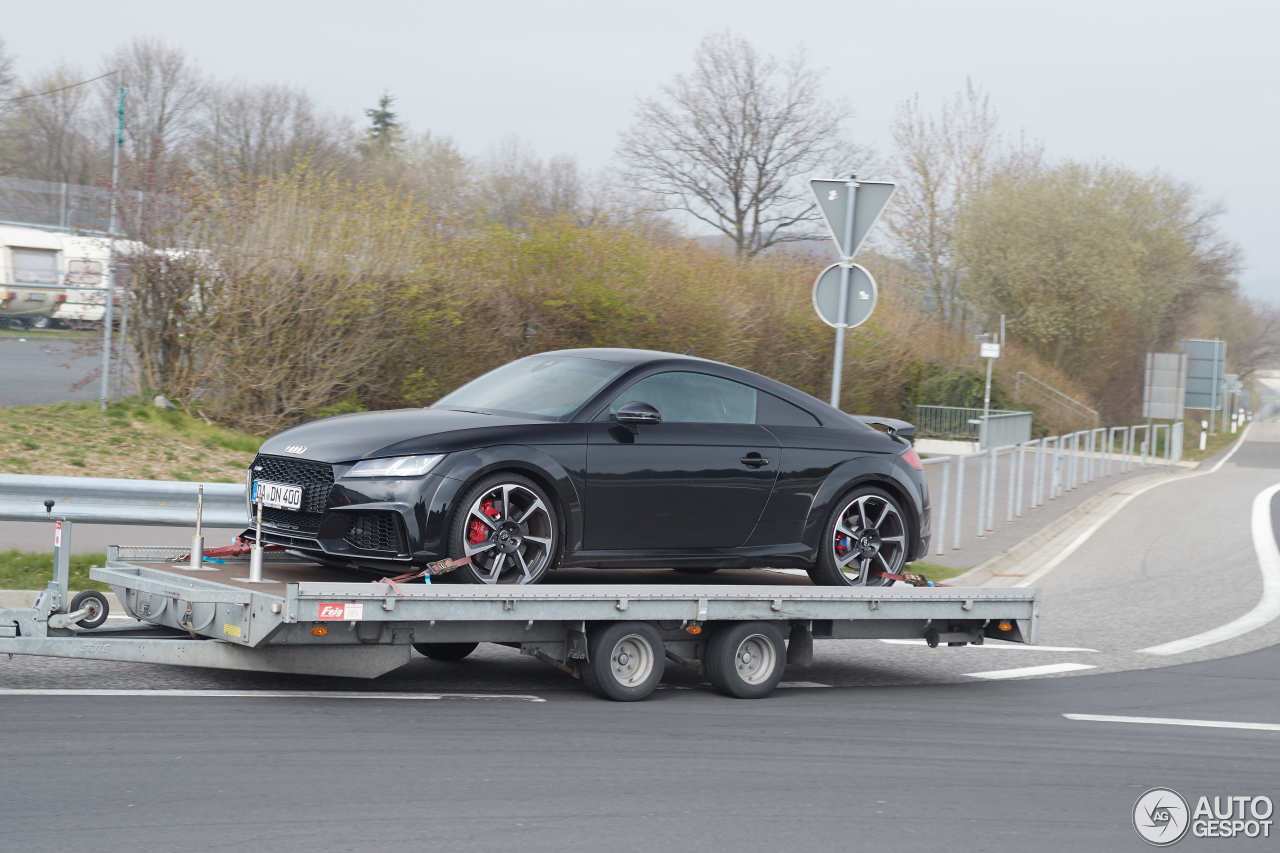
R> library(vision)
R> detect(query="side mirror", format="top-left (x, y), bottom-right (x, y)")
top-left (615, 401), bottom-right (663, 425)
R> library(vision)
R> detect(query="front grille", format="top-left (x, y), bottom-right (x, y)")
top-left (344, 511), bottom-right (405, 553)
top-left (251, 454), bottom-right (334, 533)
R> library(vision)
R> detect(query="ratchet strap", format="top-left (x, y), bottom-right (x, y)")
top-left (873, 570), bottom-right (948, 588)
top-left (377, 556), bottom-right (472, 594)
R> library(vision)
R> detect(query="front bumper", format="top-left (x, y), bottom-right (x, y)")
top-left (246, 456), bottom-right (463, 566)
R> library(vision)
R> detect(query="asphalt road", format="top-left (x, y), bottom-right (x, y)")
top-left (0, 647), bottom-right (1276, 853)
top-left (0, 334), bottom-right (135, 406)
top-left (0, 422), bottom-right (1277, 851)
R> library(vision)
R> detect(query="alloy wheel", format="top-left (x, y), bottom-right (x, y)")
top-left (831, 493), bottom-right (907, 585)
top-left (462, 483), bottom-right (555, 583)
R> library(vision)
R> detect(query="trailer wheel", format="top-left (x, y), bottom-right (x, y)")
top-left (69, 590), bottom-right (109, 629)
top-left (413, 641), bottom-right (478, 661)
top-left (705, 622), bottom-right (786, 698)
top-left (580, 622), bottom-right (665, 701)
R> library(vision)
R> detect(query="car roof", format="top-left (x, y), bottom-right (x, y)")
top-left (538, 347), bottom-right (716, 366)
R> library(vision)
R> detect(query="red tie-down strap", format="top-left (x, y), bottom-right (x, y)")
top-left (872, 570), bottom-right (948, 588)
top-left (377, 556), bottom-right (472, 595)
top-left (178, 537), bottom-right (286, 560)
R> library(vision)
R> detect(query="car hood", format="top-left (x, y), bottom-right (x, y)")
top-left (256, 408), bottom-right (542, 464)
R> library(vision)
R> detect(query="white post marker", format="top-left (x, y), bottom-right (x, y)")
top-left (1200, 419), bottom-right (1208, 451)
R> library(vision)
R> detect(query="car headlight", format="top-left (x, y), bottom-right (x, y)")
top-left (345, 454), bottom-right (445, 478)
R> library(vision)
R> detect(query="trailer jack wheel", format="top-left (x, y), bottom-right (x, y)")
top-left (581, 622), bottom-right (665, 701)
top-left (705, 622), bottom-right (787, 699)
top-left (69, 590), bottom-right (109, 629)
top-left (413, 642), bottom-right (478, 661)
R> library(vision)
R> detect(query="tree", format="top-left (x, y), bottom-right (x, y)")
top-left (0, 37), bottom-right (15, 105)
top-left (956, 161), bottom-right (1241, 416)
top-left (98, 38), bottom-right (205, 193)
top-left (887, 80), bottom-right (1037, 326)
top-left (361, 92), bottom-right (401, 158)
top-left (194, 82), bottom-right (353, 182)
top-left (618, 31), bottom-right (853, 259)
top-left (0, 65), bottom-right (101, 184)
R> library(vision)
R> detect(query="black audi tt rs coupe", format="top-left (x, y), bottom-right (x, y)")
top-left (244, 348), bottom-right (931, 585)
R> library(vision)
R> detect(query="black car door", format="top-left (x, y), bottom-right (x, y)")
top-left (584, 370), bottom-right (780, 550)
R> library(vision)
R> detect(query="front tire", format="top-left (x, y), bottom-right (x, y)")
top-left (808, 485), bottom-right (909, 587)
top-left (448, 473), bottom-right (559, 584)
top-left (580, 622), bottom-right (665, 701)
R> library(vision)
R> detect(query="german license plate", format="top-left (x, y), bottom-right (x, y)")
top-left (253, 480), bottom-right (303, 511)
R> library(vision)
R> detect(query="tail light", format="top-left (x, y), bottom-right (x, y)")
top-left (901, 446), bottom-right (924, 470)
top-left (1, 291), bottom-right (12, 307)
top-left (56, 293), bottom-right (68, 304)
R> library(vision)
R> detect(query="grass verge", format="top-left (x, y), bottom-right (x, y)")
top-left (905, 561), bottom-right (968, 583)
top-left (0, 549), bottom-right (108, 591)
top-left (0, 397), bottom-right (261, 481)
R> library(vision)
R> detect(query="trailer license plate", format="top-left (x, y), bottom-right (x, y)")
top-left (253, 480), bottom-right (303, 511)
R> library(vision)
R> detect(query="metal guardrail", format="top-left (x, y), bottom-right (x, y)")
top-left (0, 474), bottom-right (245, 527)
top-left (922, 421), bottom-right (1184, 556)
top-left (915, 404), bottom-right (1033, 448)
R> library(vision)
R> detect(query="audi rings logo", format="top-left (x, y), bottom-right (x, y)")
top-left (1134, 788), bottom-right (1190, 845)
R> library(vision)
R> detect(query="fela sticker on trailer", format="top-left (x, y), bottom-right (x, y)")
top-left (317, 602), bottom-right (364, 621)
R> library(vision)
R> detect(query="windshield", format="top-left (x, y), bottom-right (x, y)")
top-left (433, 355), bottom-right (626, 418)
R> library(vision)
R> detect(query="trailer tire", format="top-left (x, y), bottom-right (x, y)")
top-left (705, 621), bottom-right (786, 699)
top-left (413, 641), bottom-right (478, 661)
top-left (580, 622), bottom-right (665, 701)
top-left (69, 590), bottom-right (109, 629)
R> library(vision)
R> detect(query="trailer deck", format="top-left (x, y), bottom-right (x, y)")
top-left (0, 536), bottom-right (1040, 699)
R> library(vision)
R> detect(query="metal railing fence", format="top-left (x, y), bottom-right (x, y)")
top-left (916, 405), bottom-right (1033, 448)
top-left (923, 420), bottom-right (1184, 557)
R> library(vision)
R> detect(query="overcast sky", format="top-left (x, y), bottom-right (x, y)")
top-left (5, 0), bottom-right (1277, 302)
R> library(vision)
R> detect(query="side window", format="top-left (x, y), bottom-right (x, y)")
top-left (757, 392), bottom-right (821, 427)
top-left (610, 372), bottom-right (758, 424)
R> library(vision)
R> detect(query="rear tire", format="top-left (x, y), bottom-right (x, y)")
top-left (808, 485), bottom-right (909, 587)
top-left (580, 622), bottom-right (665, 701)
top-left (704, 621), bottom-right (786, 698)
top-left (413, 641), bottom-right (478, 661)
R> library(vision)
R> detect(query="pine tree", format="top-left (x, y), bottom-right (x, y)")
top-left (362, 92), bottom-right (400, 157)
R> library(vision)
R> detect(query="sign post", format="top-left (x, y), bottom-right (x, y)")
top-left (810, 174), bottom-right (896, 407)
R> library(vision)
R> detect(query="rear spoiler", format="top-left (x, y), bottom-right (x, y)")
top-left (854, 415), bottom-right (915, 442)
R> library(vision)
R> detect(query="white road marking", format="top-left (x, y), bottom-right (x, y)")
top-left (0, 688), bottom-right (546, 702)
top-left (965, 662), bottom-right (1096, 679)
top-left (1140, 478), bottom-right (1280, 655)
top-left (1064, 713), bottom-right (1280, 732)
top-left (1015, 423), bottom-right (1254, 588)
top-left (880, 639), bottom-right (1098, 652)
top-left (777, 681), bottom-right (831, 689)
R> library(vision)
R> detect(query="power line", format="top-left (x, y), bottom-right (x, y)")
top-left (1, 70), bottom-right (117, 104)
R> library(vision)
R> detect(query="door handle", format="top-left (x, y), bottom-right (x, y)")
top-left (740, 454), bottom-right (770, 468)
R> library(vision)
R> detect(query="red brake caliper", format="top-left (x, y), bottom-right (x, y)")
top-left (467, 498), bottom-right (501, 544)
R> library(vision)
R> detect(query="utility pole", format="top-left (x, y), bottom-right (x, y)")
top-left (99, 70), bottom-right (125, 411)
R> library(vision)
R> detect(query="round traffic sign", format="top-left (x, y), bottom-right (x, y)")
top-left (812, 263), bottom-right (878, 329)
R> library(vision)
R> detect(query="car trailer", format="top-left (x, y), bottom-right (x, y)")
top-left (0, 523), bottom-right (1039, 701)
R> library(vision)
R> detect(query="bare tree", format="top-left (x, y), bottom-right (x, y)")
top-left (887, 79), bottom-right (1011, 325)
top-left (0, 37), bottom-right (15, 105)
top-left (98, 38), bottom-right (204, 192)
top-left (618, 31), bottom-right (852, 259)
top-left (0, 65), bottom-right (101, 184)
top-left (194, 82), bottom-right (353, 182)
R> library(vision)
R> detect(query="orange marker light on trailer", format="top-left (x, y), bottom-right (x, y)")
top-left (311, 626), bottom-right (328, 637)
top-left (997, 622), bottom-right (1013, 633)
top-left (685, 624), bottom-right (703, 635)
